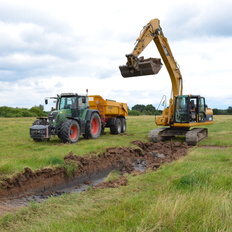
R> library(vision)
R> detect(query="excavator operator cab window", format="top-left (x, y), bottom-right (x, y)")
top-left (174, 96), bottom-right (189, 123)
top-left (198, 97), bottom-right (206, 122)
top-left (174, 96), bottom-right (207, 123)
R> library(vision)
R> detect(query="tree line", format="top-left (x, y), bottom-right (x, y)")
top-left (129, 104), bottom-right (162, 116)
top-left (129, 105), bottom-right (232, 116)
top-left (0, 105), bottom-right (232, 117)
top-left (0, 105), bottom-right (46, 117)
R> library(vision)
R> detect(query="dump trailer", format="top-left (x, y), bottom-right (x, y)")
top-left (89, 95), bottom-right (128, 134)
top-left (30, 92), bottom-right (128, 143)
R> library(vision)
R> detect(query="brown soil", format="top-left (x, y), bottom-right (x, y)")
top-left (0, 141), bottom-right (188, 217)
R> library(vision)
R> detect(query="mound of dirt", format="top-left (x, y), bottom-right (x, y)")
top-left (0, 141), bottom-right (188, 198)
top-left (0, 141), bottom-right (188, 216)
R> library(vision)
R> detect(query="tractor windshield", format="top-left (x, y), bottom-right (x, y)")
top-left (59, 97), bottom-right (76, 110)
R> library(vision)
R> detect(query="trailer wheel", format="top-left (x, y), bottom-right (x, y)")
top-left (120, 118), bottom-right (127, 133)
top-left (58, 120), bottom-right (80, 143)
top-left (84, 113), bottom-right (101, 139)
top-left (110, 118), bottom-right (122, 134)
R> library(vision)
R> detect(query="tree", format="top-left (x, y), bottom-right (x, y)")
top-left (132, 104), bottom-right (145, 113)
top-left (143, 104), bottom-right (156, 115)
top-left (128, 110), bottom-right (140, 116)
top-left (227, 106), bottom-right (232, 114)
top-left (213, 108), bottom-right (220, 115)
top-left (29, 106), bottom-right (44, 116)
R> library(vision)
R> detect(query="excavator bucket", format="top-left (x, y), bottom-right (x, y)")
top-left (119, 58), bottom-right (162, 78)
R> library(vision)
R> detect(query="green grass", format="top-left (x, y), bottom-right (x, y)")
top-left (200, 115), bottom-right (232, 146)
top-left (0, 116), bottom-right (232, 231)
top-left (0, 116), bottom-right (155, 176)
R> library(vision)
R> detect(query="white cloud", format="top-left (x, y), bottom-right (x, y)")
top-left (0, 0), bottom-right (231, 110)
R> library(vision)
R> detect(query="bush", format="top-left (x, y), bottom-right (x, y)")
top-left (129, 110), bottom-right (140, 116)
top-left (29, 107), bottom-right (43, 116)
top-left (0, 106), bottom-right (44, 117)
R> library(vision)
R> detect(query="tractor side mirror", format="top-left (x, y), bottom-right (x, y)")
top-left (45, 99), bottom-right (48, 104)
top-left (82, 98), bottom-right (86, 104)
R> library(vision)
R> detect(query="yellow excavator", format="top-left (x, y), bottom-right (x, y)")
top-left (119, 18), bottom-right (213, 145)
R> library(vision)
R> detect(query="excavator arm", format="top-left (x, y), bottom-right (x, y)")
top-left (119, 18), bottom-right (183, 98)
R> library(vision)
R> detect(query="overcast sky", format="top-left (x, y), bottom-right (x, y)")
top-left (0, 0), bottom-right (231, 110)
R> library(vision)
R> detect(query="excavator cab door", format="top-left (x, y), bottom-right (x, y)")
top-left (174, 96), bottom-right (189, 123)
top-left (198, 97), bottom-right (208, 122)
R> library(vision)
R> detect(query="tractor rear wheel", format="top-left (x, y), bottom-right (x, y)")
top-left (58, 120), bottom-right (80, 143)
top-left (84, 113), bottom-right (101, 139)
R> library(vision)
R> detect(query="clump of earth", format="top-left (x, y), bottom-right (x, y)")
top-left (0, 141), bottom-right (188, 216)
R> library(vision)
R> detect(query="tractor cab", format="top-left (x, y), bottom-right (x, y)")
top-left (59, 94), bottom-right (88, 110)
top-left (45, 93), bottom-right (89, 126)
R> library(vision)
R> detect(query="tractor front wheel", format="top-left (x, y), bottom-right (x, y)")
top-left (58, 120), bottom-right (80, 143)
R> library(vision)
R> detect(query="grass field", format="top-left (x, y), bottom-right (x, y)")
top-left (0, 115), bottom-right (232, 231)
top-left (0, 116), bottom-right (154, 176)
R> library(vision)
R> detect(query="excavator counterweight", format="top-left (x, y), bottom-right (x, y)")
top-left (119, 57), bottom-right (162, 78)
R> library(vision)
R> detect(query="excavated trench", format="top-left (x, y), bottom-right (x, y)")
top-left (0, 141), bottom-right (189, 216)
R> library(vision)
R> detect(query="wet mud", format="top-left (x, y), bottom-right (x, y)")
top-left (0, 141), bottom-right (188, 217)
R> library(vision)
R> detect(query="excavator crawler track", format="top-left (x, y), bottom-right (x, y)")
top-left (148, 127), bottom-right (208, 146)
top-left (185, 128), bottom-right (208, 146)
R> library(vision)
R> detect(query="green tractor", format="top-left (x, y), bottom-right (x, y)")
top-left (30, 93), bottom-right (101, 143)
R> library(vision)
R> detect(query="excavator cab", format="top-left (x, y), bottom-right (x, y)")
top-left (174, 95), bottom-right (213, 124)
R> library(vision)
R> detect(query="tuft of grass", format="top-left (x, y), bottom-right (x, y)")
top-left (63, 160), bottom-right (78, 177)
top-left (104, 170), bottom-right (121, 182)
top-left (47, 156), bottom-right (65, 166)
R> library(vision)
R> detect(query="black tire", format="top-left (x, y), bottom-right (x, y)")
top-left (84, 113), bottom-right (101, 139)
top-left (110, 118), bottom-right (122, 134)
top-left (120, 118), bottom-right (126, 133)
top-left (58, 120), bottom-right (80, 143)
